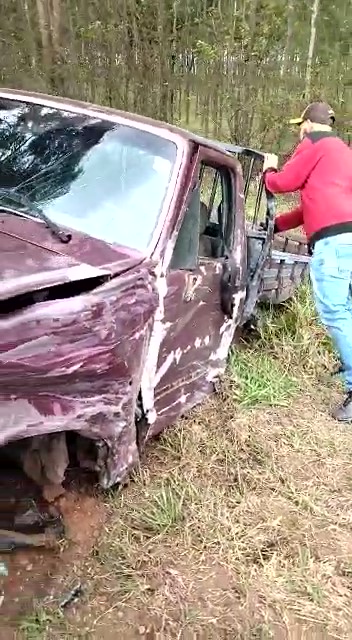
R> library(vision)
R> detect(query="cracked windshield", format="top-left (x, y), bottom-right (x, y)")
top-left (0, 100), bottom-right (177, 251)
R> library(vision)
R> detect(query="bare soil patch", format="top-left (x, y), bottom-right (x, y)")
top-left (0, 467), bottom-right (107, 637)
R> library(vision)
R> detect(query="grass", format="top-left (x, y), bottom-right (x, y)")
top-left (18, 609), bottom-right (64, 639)
top-left (229, 349), bottom-right (298, 408)
top-left (15, 284), bottom-right (352, 639)
top-left (128, 479), bottom-right (187, 536)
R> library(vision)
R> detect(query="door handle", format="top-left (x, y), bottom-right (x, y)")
top-left (220, 258), bottom-right (243, 317)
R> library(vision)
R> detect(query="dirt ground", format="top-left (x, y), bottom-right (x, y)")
top-left (0, 468), bottom-right (106, 637)
top-left (2, 289), bottom-right (352, 639)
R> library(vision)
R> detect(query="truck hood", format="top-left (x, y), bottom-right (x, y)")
top-left (0, 214), bottom-right (146, 300)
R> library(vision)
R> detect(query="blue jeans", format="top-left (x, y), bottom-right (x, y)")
top-left (310, 233), bottom-right (352, 391)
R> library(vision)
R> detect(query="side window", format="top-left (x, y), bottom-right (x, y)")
top-left (235, 153), bottom-right (267, 226)
top-left (199, 164), bottom-right (233, 259)
top-left (169, 183), bottom-right (201, 271)
top-left (169, 161), bottom-right (234, 271)
top-left (199, 166), bottom-right (223, 224)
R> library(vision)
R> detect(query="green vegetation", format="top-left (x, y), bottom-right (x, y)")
top-left (2, 0), bottom-right (350, 153)
top-left (17, 285), bottom-right (352, 639)
top-left (229, 348), bottom-right (298, 408)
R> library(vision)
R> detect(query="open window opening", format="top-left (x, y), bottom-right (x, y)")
top-left (169, 162), bottom-right (234, 271)
top-left (198, 163), bottom-right (233, 260)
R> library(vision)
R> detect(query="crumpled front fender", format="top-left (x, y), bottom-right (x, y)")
top-left (0, 265), bottom-right (159, 487)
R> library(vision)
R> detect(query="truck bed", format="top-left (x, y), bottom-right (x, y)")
top-left (260, 232), bottom-right (310, 304)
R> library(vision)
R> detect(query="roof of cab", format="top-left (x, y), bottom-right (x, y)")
top-left (0, 87), bottom-right (238, 157)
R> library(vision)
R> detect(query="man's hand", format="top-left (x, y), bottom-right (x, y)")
top-left (263, 153), bottom-right (278, 172)
top-left (259, 220), bottom-right (279, 234)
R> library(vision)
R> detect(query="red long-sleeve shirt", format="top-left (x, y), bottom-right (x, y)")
top-left (264, 131), bottom-right (352, 246)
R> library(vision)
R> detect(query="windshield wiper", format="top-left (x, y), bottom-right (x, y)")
top-left (0, 188), bottom-right (71, 243)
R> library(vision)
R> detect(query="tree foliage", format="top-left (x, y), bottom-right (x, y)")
top-left (0, 0), bottom-right (350, 152)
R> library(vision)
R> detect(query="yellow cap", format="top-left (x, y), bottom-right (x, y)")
top-left (289, 102), bottom-right (335, 126)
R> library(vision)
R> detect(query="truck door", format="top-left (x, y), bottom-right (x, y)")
top-left (144, 144), bottom-right (247, 438)
top-left (222, 145), bottom-right (277, 325)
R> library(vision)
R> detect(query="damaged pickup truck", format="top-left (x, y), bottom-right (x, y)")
top-left (0, 89), bottom-right (310, 497)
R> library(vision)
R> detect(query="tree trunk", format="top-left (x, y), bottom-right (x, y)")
top-left (305, 0), bottom-right (320, 99)
top-left (36, 0), bottom-right (51, 70)
top-left (281, 0), bottom-right (294, 76)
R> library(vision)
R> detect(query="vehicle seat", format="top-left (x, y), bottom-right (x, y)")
top-left (211, 201), bottom-right (224, 258)
top-left (199, 202), bottom-right (213, 258)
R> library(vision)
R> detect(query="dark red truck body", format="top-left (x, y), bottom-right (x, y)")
top-left (0, 89), bottom-right (309, 492)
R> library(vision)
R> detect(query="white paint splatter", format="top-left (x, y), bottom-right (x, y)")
top-left (234, 242), bottom-right (243, 263)
top-left (140, 262), bottom-right (168, 424)
top-left (158, 392), bottom-right (190, 415)
top-left (153, 349), bottom-right (175, 387)
top-left (140, 238), bottom-right (177, 425)
top-left (206, 289), bottom-right (246, 382)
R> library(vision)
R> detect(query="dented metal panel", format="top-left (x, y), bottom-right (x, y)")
top-left (146, 263), bottom-right (246, 439)
top-left (0, 262), bottom-right (159, 488)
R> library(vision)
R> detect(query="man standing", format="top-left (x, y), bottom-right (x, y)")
top-left (263, 102), bottom-right (352, 421)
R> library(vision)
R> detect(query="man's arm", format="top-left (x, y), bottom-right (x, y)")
top-left (264, 137), bottom-right (319, 194)
top-left (274, 205), bottom-right (303, 232)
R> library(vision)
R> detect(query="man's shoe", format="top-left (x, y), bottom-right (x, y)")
top-left (332, 391), bottom-right (352, 422)
top-left (332, 363), bottom-right (345, 377)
